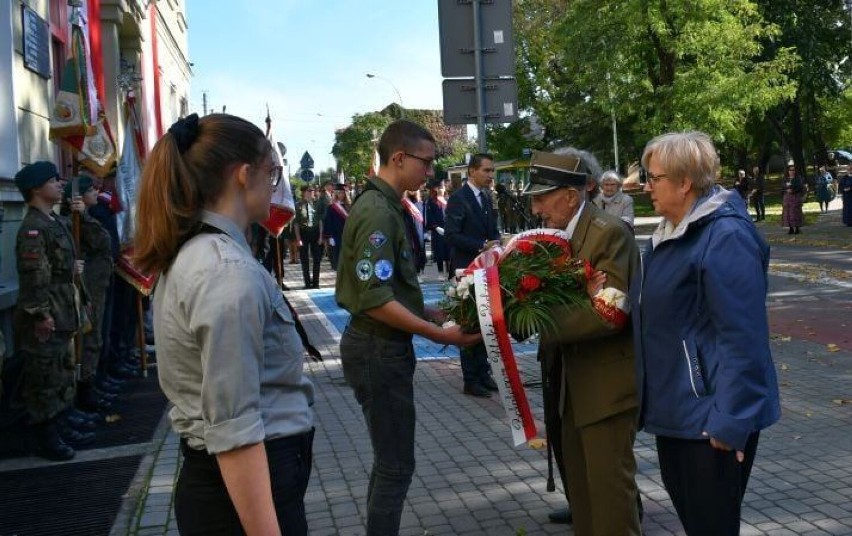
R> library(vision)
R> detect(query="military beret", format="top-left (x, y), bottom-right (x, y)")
top-left (522, 151), bottom-right (589, 196)
top-left (14, 161), bottom-right (59, 192)
top-left (63, 175), bottom-right (95, 200)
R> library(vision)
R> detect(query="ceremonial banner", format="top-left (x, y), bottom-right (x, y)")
top-left (472, 266), bottom-right (538, 446)
top-left (115, 247), bottom-right (157, 296)
top-left (260, 136), bottom-right (296, 237)
top-left (115, 96), bottom-right (144, 244)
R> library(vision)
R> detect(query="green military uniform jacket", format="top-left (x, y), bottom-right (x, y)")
top-left (79, 212), bottom-right (114, 286)
top-left (15, 207), bottom-right (84, 347)
top-left (539, 203), bottom-right (640, 427)
top-left (335, 177), bottom-right (424, 326)
top-left (294, 199), bottom-right (321, 234)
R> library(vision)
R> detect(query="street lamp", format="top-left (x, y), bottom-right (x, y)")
top-left (366, 73), bottom-right (404, 115)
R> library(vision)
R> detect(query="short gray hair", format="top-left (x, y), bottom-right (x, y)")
top-left (641, 131), bottom-right (719, 197)
top-left (553, 147), bottom-right (603, 182)
top-left (599, 170), bottom-right (622, 186)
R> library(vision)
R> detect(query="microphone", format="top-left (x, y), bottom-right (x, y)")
top-left (495, 184), bottom-right (533, 226)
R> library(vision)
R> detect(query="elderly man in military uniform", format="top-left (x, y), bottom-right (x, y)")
top-left (523, 149), bottom-right (642, 535)
top-left (14, 162), bottom-right (93, 460)
top-left (335, 120), bottom-right (480, 535)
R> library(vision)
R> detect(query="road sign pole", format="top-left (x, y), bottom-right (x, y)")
top-left (473, 0), bottom-right (487, 152)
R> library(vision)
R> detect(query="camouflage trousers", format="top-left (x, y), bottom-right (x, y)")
top-left (81, 282), bottom-right (108, 382)
top-left (22, 336), bottom-right (76, 424)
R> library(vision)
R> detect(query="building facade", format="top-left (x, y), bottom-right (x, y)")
top-left (0, 0), bottom-right (190, 359)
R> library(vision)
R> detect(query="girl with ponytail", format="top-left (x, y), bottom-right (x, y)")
top-left (135, 113), bottom-right (315, 536)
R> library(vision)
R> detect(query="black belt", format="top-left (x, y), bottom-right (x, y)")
top-left (180, 428), bottom-right (314, 458)
top-left (348, 315), bottom-right (412, 342)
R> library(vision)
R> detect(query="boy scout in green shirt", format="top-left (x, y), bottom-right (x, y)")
top-left (335, 120), bottom-right (479, 535)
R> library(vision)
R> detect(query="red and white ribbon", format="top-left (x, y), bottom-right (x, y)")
top-left (402, 197), bottom-right (424, 224)
top-left (472, 266), bottom-right (538, 446)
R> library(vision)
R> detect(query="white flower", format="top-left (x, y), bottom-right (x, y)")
top-left (446, 285), bottom-right (457, 298)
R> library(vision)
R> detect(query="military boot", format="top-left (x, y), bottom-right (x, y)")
top-left (57, 420), bottom-right (96, 448)
top-left (62, 410), bottom-right (97, 432)
top-left (33, 419), bottom-right (75, 461)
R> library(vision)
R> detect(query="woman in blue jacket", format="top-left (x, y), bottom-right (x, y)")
top-left (632, 131), bottom-right (781, 536)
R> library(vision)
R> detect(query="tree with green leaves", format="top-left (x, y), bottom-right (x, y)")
top-left (514, 0), bottom-right (799, 169)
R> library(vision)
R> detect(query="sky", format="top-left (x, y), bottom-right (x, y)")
top-left (187, 0), bottom-right (448, 173)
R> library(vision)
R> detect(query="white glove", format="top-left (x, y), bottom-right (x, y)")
top-left (436, 227), bottom-right (445, 236)
top-left (329, 238), bottom-right (336, 247)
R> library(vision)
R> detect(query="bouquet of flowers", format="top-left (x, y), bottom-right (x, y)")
top-left (441, 229), bottom-right (592, 340)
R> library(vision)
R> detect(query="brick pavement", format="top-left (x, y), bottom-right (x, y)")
top-left (119, 221), bottom-right (852, 536)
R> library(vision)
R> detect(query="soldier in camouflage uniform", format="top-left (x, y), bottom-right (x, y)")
top-left (14, 161), bottom-right (89, 460)
top-left (62, 177), bottom-right (115, 413)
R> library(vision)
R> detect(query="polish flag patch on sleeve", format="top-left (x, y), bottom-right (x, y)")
top-left (26, 230), bottom-right (39, 238)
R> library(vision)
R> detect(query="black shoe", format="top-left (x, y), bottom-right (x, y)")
top-left (312, 282), bottom-right (320, 288)
top-left (96, 379), bottom-right (122, 394)
top-left (92, 386), bottom-right (118, 403)
top-left (788, 228), bottom-right (794, 234)
top-left (463, 383), bottom-right (491, 398)
top-left (548, 508), bottom-right (573, 524)
top-left (33, 421), bottom-right (75, 461)
top-left (110, 363), bottom-right (141, 379)
top-left (62, 411), bottom-right (97, 432)
top-left (68, 407), bottom-right (101, 423)
top-left (58, 423), bottom-right (96, 448)
top-left (481, 376), bottom-right (499, 392)
top-left (795, 227), bottom-right (801, 234)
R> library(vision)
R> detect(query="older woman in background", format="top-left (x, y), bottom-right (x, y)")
top-left (631, 131), bottom-right (780, 536)
top-left (593, 170), bottom-right (635, 230)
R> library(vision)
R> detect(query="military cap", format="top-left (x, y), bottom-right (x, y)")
top-left (62, 175), bottom-right (95, 200)
top-left (522, 151), bottom-right (590, 196)
top-left (14, 161), bottom-right (59, 193)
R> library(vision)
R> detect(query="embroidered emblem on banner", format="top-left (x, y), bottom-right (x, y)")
top-left (362, 247), bottom-right (373, 259)
top-left (368, 231), bottom-right (387, 249)
top-left (374, 259), bottom-right (394, 281)
top-left (356, 260), bottom-right (373, 281)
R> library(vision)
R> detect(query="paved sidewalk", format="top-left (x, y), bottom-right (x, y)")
top-left (118, 226), bottom-right (852, 536)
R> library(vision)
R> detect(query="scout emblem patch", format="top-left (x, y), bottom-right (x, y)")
top-left (362, 247), bottom-right (373, 259)
top-left (356, 260), bottom-right (373, 281)
top-left (368, 231), bottom-right (387, 249)
top-left (374, 260), bottom-right (394, 281)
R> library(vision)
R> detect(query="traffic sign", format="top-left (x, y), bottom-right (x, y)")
top-left (300, 151), bottom-right (314, 169)
top-left (438, 0), bottom-right (515, 78)
top-left (300, 169), bottom-right (315, 182)
top-left (442, 78), bottom-right (518, 125)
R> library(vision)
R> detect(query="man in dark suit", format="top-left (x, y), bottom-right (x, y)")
top-left (524, 149), bottom-right (641, 535)
top-left (445, 154), bottom-right (501, 398)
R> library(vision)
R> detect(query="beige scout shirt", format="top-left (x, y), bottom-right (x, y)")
top-left (155, 211), bottom-right (314, 454)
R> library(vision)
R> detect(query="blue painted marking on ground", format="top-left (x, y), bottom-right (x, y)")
top-left (307, 283), bottom-right (538, 361)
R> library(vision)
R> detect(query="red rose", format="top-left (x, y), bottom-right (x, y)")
top-left (584, 260), bottom-right (594, 280)
top-left (519, 274), bottom-right (542, 292)
top-left (516, 240), bottom-right (535, 255)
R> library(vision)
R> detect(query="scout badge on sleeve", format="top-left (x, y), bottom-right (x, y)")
top-left (368, 231), bottom-right (387, 249)
top-left (374, 259), bottom-right (393, 281)
top-left (356, 260), bottom-right (373, 281)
